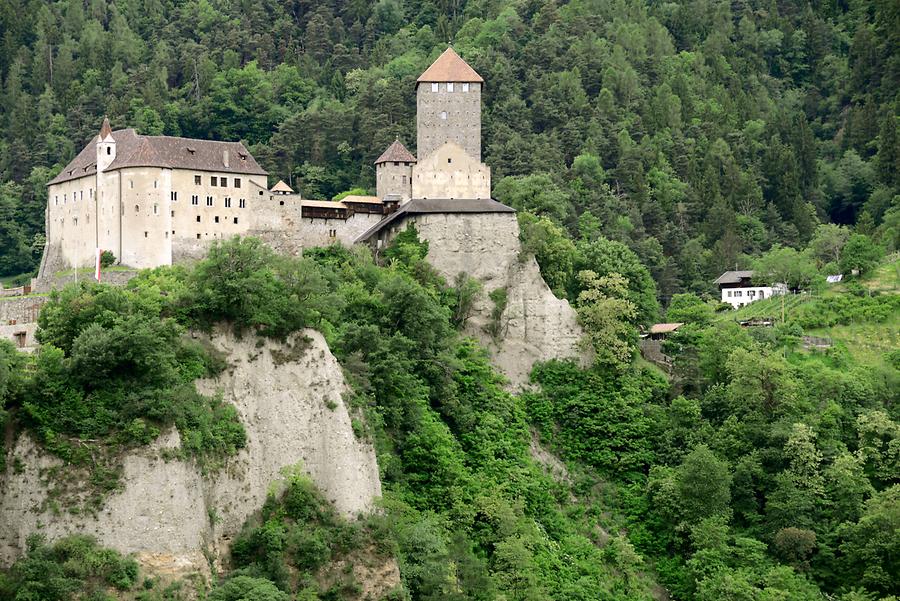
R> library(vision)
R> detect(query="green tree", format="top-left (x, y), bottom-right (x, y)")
top-left (575, 271), bottom-right (638, 369)
top-left (839, 234), bottom-right (883, 276)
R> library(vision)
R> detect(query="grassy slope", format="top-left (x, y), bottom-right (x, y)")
top-left (721, 256), bottom-right (900, 367)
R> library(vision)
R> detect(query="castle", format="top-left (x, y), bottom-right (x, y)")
top-left (40, 47), bottom-right (501, 275)
top-left (32, 46), bottom-right (582, 387)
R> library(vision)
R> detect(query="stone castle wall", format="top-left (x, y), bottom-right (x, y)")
top-left (383, 211), bottom-right (586, 387)
top-left (417, 81), bottom-right (481, 162)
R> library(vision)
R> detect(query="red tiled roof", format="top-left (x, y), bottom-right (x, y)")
top-left (374, 139), bottom-right (416, 164)
top-left (417, 47), bottom-right (483, 83)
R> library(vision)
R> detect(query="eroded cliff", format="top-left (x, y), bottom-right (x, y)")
top-left (0, 329), bottom-right (382, 578)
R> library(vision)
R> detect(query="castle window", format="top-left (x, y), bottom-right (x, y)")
top-left (211, 176), bottom-right (218, 186)
top-left (194, 175), bottom-right (201, 185)
top-left (89, 189), bottom-right (93, 198)
top-left (106, 147), bottom-right (111, 155)
top-left (206, 196), bottom-right (213, 206)
top-left (196, 216), bottom-right (201, 222)
top-left (234, 217), bottom-right (238, 224)
top-left (153, 204), bottom-right (159, 215)
top-left (214, 216), bottom-right (220, 223)
top-left (234, 178), bottom-right (241, 188)
top-left (135, 204), bottom-right (140, 213)
top-left (144, 231), bottom-right (148, 238)
top-left (440, 111), bottom-right (447, 120)
top-left (165, 231), bottom-right (168, 239)
top-left (225, 197), bottom-right (231, 208)
top-left (279, 200), bottom-right (284, 206)
top-left (79, 191), bottom-right (83, 200)
top-left (197, 233), bottom-right (201, 239)
top-left (402, 175), bottom-right (407, 184)
top-left (63, 194), bottom-right (66, 203)
top-left (171, 211), bottom-right (175, 217)
top-left (55, 196), bottom-right (58, 205)
top-left (239, 198), bottom-right (246, 208)
top-left (447, 83), bottom-right (454, 92)
top-left (447, 158), bottom-right (452, 164)
top-left (431, 82), bottom-right (438, 92)
top-left (191, 195), bottom-right (199, 205)
top-left (73, 217), bottom-right (78, 225)
top-left (153, 180), bottom-right (158, 189)
top-left (171, 191), bottom-right (177, 201)
top-left (259, 190), bottom-right (264, 195)
top-left (463, 83), bottom-right (470, 92)
top-left (130, 180), bottom-right (134, 189)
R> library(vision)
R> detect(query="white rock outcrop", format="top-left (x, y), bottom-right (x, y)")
top-left (0, 329), bottom-right (381, 575)
top-left (412, 212), bottom-right (585, 387)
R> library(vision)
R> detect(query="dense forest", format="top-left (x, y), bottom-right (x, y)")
top-left (0, 0), bottom-right (898, 296)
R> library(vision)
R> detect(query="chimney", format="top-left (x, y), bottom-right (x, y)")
top-left (223, 150), bottom-right (229, 168)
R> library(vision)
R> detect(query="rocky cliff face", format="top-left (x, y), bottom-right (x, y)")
top-left (411, 212), bottom-right (586, 387)
top-left (0, 329), bottom-right (382, 578)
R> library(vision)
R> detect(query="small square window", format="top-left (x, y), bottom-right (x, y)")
top-left (210, 176), bottom-right (217, 186)
top-left (214, 216), bottom-right (220, 223)
top-left (234, 178), bottom-right (241, 188)
top-left (197, 233), bottom-right (201, 239)
top-left (233, 217), bottom-right (238, 224)
top-left (463, 83), bottom-right (470, 92)
top-left (447, 82), bottom-right (454, 92)
top-left (431, 82), bottom-right (438, 92)
top-left (194, 175), bottom-right (201, 185)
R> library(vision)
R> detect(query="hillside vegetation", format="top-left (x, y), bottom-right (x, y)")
top-left (2, 235), bottom-right (898, 600)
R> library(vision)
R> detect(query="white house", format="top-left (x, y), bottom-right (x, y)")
top-left (714, 271), bottom-right (786, 309)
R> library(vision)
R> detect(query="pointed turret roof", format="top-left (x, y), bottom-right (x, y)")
top-left (99, 116), bottom-right (113, 140)
top-left (374, 139), bottom-right (417, 164)
top-left (417, 46), bottom-right (483, 84)
top-left (271, 180), bottom-right (294, 193)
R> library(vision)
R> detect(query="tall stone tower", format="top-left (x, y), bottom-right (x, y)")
top-left (416, 47), bottom-right (484, 162)
top-left (374, 139), bottom-right (415, 202)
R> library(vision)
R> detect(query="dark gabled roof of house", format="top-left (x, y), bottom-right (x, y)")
top-left (355, 198), bottom-right (515, 243)
top-left (714, 270), bottom-right (755, 285)
top-left (374, 139), bottom-right (416, 164)
top-left (48, 128), bottom-right (267, 185)
top-left (417, 46), bottom-right (484, 83)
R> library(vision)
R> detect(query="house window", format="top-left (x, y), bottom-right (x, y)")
top-left (402, 175), bottom-right (407, 185)
top-left (394, 161), bottom-right (399, 166)
top-left (447, 82), bottom-right (454, 92)
top-left (191, 195), bottom-right (199, 205)
top-left (239, 198), bottom-right (246, 208)
top-left (727, 291), bottom-right (732, 297)
top-left (225, 197), bottom-right (231, 208)
top-left (211, 176), bottom-right (217, 186)
top-left (206, 196), bottom-right (213, 206)
top-left (171, 191), bottom-right (177, 201)
top-left (463, 83), bottom-right (470, 92)
top-left (233, 217), bottom-right (238, 224)
top-left (234, 178), bottom-right (241, 188)
top-left (194, 175), bottom-right (201, 185)
top-left (431, 82), bottom-right (438, 92)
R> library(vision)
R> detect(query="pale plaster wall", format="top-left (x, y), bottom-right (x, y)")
top-left (376, 162), bottom-right (413, 201)
top-left (118, 167), bottom-right (172, 269)
top-left (412, 142), bottom-right (491, 200)
top-left (0, 329), bottom-right (382, 576)
top-left (417, 81), bottom-right (481, 162)
top-left (47, 174), bottom-right (97, 271)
